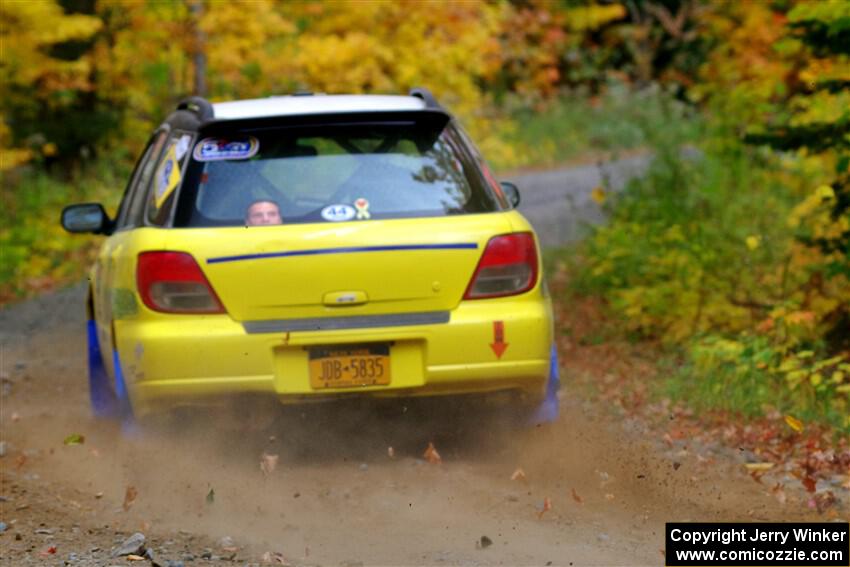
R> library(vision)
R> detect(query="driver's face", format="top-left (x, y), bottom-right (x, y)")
top-left (246, 202), bottom-right (281, 226)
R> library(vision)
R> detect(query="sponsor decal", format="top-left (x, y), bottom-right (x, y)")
top-left (321, 204), bottom-right (356, 222)
top-left (174, 134), bottom-right (191, 161)
top-left (154, 143), bottom-right (181, 207)
top-left (193, 136), bottom-right (259, 161)
top-left (354, 197), bottom-right (371, 220)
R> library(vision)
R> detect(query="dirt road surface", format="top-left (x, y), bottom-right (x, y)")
top-left (0, 160), bottom-right (831, 566)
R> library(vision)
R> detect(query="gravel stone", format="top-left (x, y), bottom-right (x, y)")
top-left (111, 532), bottom-right (146, 557)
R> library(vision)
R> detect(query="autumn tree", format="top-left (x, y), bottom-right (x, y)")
top-left (0, 0), bottom-right (101, 169)
top-left (745, 1), bottom-right (850, 351)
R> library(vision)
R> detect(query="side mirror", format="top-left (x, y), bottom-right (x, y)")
top-left (61, 203), bottom-right (111, 235)
top-left (500, 181), bottom-right (521, 208)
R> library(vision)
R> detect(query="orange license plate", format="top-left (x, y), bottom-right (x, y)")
top-left (308, 344), bottom-right (391, 389)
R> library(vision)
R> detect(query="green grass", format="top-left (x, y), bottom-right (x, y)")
top-left (0, 157), bottom-right (129, 302)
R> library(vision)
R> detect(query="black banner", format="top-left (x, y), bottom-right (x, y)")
top-left (666, 523), bottom-right (849, 566)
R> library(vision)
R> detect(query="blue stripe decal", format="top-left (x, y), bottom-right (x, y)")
top-left (207, 243), bottom-right (478, 265)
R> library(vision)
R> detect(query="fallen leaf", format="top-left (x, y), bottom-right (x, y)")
top-left (423, 442), bottom-right (441, 464)
top-left (672, 462), bottom-right (681, 471)
top-left (63, 433), bottom-right (85, 445)
top-left (590, 186), bottom-right (606, 205)
top-left (784, 415), bottom-right (804, 433)
top-left (206, 487), bottom-right (215, 505)
top-left (802, 476), bottom-right (817, 493)
top-left (745, 235), bottom-right (761, 250)
top-left (510, 468), bottom-right (527, 482)
top-left (122, 486), bottom-right (137, 511)
top-left (749, 470), bottom-right (765, 484)
top-left (261, 550), bottom-right (288, 564)
top-left (813, 491), bottom-right (837, 513)
top-left (387, 446), bottom-right (395, 459)
top-left (771, 482), bottom-right (787, 505)
top-left (260, 453), bottom-right (279, 476)
top-left (744, 462), bottom-right (774, 472)
top-left (571, 488), bottom-right (583, 504)
top-left (537, 497), bottom-right (552, 519)
top-left (14, 455), bottom-right (26, 469)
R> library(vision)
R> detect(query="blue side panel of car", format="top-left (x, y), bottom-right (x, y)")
top-left (530, 343), bottom-right (560, 425)
top-left (87, 319), bottom-right (134, 423)
top-left (111, 349), bottom-right (134, 421)
top-left (87, 319), bottom-right (118, 418)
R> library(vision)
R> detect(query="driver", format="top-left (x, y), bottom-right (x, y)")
top-left (245, 199), bottom-right (282, 226)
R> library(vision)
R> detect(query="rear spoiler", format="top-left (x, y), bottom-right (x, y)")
top-left (172, 87), bottom-right (447, 129)
top-left (198, 109), bottom-right (451, 136)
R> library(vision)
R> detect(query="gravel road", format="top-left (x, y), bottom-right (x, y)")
top-left (510, 154), bottom-right (649, 246)
top-left (0, 156), bottom-right (821, 567)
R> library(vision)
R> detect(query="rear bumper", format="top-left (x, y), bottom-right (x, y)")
top-left (114, 297), bottom-right (553, 416)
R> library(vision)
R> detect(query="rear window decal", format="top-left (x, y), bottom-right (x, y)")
top-left (174, 134), bottom-right (191, 161)
top-left (321, 204), bottom-right (356, 222)
top-left (193, 137), bottom-right (259, 162)
top-left (354, 198), bottom-right (371, 220)
top-left (154, 143), bottom-right (182, 208)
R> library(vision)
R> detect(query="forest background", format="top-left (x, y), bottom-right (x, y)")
top-left (1, 0), bottom-right (848, 433)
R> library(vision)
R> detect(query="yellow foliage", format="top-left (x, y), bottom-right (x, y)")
top-left (0, 122), bottom-right (31, 171)
top-left (0, 1), bottom-right (101, 89)
top-left (563, 4), bottom-right (626, 31)
top-left (201, 1), bottom-right (296, 98)
top-left (0, 0), bottom-right (101, 167)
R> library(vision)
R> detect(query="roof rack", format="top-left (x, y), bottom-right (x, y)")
top-left (176, 96), bottom-right (214, 120)
top-left (409, 87), bottom-right (442, 110)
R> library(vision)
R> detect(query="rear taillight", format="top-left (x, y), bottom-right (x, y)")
top-left (464, 232), bottom-right (539, 299)
top-left (137, 251), bottom-right (224, 314)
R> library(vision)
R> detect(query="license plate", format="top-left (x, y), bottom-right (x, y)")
top-left (308, 344), bottom-right (391, 389)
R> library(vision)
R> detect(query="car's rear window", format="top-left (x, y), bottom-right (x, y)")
top-left (173, 119), bottom-right (504, 227)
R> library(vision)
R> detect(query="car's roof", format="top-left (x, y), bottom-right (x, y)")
top-left (211, 94), bottom-right (428, 121)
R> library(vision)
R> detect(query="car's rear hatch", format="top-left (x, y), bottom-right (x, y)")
top-left (169, 214), bottom-right (511, 323)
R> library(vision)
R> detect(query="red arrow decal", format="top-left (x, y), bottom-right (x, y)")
top-left (490, 320), bottom-right (509, 359)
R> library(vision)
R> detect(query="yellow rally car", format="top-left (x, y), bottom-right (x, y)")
top-left (61, 89), bottom-right (559, 425)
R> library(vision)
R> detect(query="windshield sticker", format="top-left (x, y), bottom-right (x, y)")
top-left (154, 143), bottom-right (182, 208)
top-left (193, 136), bottom-right (259, 162)
top-left (354, 198), bottom-right (371, 220)
top-left (321, 204), bottom-right (356, 222)
top-left (174, 134), bottom-right (191, 161)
